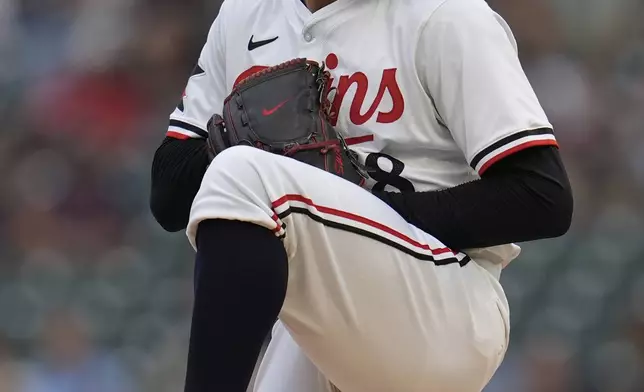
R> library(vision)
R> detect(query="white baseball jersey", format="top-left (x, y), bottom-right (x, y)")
top-left (169, 0), bottom-right (556, 267)
top-left (177, 0), bottom-right (552, 390)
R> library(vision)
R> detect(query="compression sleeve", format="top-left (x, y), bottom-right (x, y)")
top-left (372, 144), bottom-right (573, 251)
top-left (150, 137), bottom-right (210, 232)
top-left (150, 138), bottom-right (574, 248)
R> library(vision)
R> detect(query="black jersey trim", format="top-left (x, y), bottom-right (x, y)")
top-left (169, 119), bottom-right (209, 138)
top-left (470, 128), bottom-right (555, 170)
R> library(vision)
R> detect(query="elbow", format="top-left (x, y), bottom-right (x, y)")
top-left (149, 137), bottom-right (206, 233)
top-left (150, 143), bottom-right (186, 232)
top-left (150, 188), bottom-right (189, 233)
top-left (546, 183), bottom-right (574, 238)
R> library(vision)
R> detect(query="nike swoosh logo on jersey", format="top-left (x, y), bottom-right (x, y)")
top-left (262, 100), bottom-right (288, 116)
top-left (248, 35), bottom-right (278, 51)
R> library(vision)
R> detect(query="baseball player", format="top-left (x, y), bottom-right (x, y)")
top-left (150, 0), bottom-right (573, 390)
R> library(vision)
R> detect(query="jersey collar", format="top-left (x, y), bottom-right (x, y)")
top-left (289, 0), bottom-right (364, 36)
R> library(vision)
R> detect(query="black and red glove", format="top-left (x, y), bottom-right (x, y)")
top-left (206, 58), bottom-right (367, 185)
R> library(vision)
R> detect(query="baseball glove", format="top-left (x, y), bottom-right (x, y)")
top-left (206, 58), bottom-right (367, 185)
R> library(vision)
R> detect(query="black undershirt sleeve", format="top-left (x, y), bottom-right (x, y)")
top-left (372, 144), bottom-right (573, 251)
top-left (150, 135), bottom-right (573, 251)
top-left (150, 137), bottom-right (210, 232)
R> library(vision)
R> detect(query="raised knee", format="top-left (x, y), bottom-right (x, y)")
top-left (211, 145), bottom-right (261, 169)
top-left (204, 146), bottom-right (271, 183)
top-left (188, 146), bottom-right (278, 249)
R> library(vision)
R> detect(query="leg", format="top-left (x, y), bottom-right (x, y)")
top-left (253, 321), bottom-right (332, 392)
top-left (186, 219), bottom-right (288, 391)
top-left (188, 146), bottom-right (510, 392)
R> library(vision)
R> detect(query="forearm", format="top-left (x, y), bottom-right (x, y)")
top-left (150, 137), bottom-right (210, 232)
top-left (373, 146), bottom-right (573, 251)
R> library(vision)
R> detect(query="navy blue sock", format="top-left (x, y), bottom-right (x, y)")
top-left (184, 219), bottom-right (288, 392)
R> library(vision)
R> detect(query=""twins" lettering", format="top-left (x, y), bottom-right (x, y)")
top-left (324, 53), bottom-right (404, 126)
top-left (232, 54), bottom-right (405, 126)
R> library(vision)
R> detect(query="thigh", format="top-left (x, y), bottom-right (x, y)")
top-left (189, 146), bottom-right (509, 392)
top-left (280, 216), bottom-right (508, 392)
top-left (253, 321), bottom-right (332, 392)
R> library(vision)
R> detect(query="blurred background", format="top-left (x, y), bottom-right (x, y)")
top-left (0, 0), bottom-right (643, 391)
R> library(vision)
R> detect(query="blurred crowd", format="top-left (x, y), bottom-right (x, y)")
top-left (0, 0), bottom-right (642, 391)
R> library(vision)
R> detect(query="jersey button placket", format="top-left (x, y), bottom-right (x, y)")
top-left (298, 23), bottom-right (321, 59)
top-left (302, 19), bottom-right (317, 43)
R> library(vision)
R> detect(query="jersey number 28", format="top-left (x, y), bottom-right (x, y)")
top-left (365, 153), bottom-right (415, 192)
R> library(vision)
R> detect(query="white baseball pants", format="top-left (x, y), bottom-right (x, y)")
top-left (187, 146), bottom-right (510, 392)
